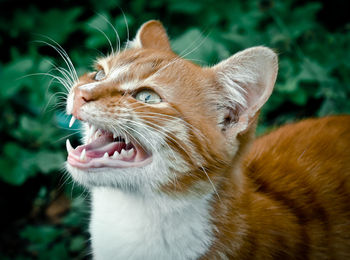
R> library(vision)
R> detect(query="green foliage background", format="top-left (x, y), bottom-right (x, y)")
top-left (0, 0), bottom-right (349, 258)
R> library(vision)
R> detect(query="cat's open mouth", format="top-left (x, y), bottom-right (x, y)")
top-left (66, 125), bottom-right (152, 169)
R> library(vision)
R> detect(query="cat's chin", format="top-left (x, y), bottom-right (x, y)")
top-left (65, 154), bottom-right (170, 191)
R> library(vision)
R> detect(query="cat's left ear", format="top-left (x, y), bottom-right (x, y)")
top-left (212, 46), bottom-right (278, 136)
top-left (131, 20), bottom-right (171, 51)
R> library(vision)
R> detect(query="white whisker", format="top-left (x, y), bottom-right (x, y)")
top-left (200, 166), bottom-right (221, 201)
top-left (120, 9), bottom-right (130, 49)
top-left (91, 25), bottom-right (115, 55)
top-left (35, 37), bottom-right (78, 82)
top-left (130, 110), bottom-right (206, 140)
top-left (97, 13), bottom-right (121, 54)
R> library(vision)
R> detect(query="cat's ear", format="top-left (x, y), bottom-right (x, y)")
top-left (212, 46), bottom-right (278, 135)
top-left (131, 20), bottom-right (171, 51)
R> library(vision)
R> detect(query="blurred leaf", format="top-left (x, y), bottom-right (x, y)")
top-left (289, 88), bottom-right (308, 105)
top-left (21, 226), bottom-right (62, 245)
top-left (168, 1), bottom-right (203, 14)
top-left (38, 243), bottom-right (69, 260)
top-left (36, 151), bottom-right (65, 174)
top-left (172, 28), bottom-right (229, 64)
top-left (84, 13), bottom-right (123, 50)
top-left (0, 159), bottom-right (27, 186)
top-left (0, 58), bottom-right (33, 99)
top-left (37, 8), bottom-right (82, 43)
top-left (0, 143), bottom-right (37, 185)
top-left (88, 0), bottom-right (121, 11)
top-left (69, 236), bottom-right (86, 252)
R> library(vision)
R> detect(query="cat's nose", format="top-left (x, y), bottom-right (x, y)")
top-left (72, 88), bottom-right (94, 119)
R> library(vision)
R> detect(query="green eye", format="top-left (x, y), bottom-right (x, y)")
top-left (135, 90), bottom-right (162, 104)
top-left (94, 70), bottom-right (106, 81)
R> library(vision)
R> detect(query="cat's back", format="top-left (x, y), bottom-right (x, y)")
top-left (243, 115), bottom-right (350, 258)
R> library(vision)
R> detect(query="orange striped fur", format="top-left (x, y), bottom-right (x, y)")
top-left (203, 115), bottom-right (350, 259)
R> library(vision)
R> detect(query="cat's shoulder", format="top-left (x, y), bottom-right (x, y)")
top-left (244, 115), bottom-right (350, 192)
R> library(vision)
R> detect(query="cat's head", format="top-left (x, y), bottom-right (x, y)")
top-left (65, 20), bottom-right (278, 194)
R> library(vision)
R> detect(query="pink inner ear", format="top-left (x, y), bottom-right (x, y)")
top-left (213, 47), bottom-right (278, 131)
top-left (137, 20), bottom-right (172, 51)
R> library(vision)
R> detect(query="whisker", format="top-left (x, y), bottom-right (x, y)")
top-left (41, 36), bottom-right (79, 81)
top-left (130, 110), bottom-right (206, 140)
top-left (20, 71), bottom-right (70, 91)
top-left (126, 117), bottom-right (194, 165)
top-left (116, 122), bottom-right (159, 155)
top-left (123, 119), bottom-right (182, 162)
top-left (97, 13), bottom-right (121, 54)
top-left (200, 166), bottom-right (221, 201)
top-left (42, 92), bottom-right (67, 113)
top-left (120, 9), bottom-right (130, 49)
top-left (56, 130), bottom-right (81, 143)
top-left (91, 25), bottom-right (115, 55)
top-left (118, 119), bottom-right (182, 186)
top-left (34, 37), bottom-right (78, 82)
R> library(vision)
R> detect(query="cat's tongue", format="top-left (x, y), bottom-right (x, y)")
top-left (75, 134), bottom-right (125, 158)
top-left (67, 130), bottom-right (152, 169)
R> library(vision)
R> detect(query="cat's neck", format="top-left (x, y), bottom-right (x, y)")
top-left (88, 122), bottom-right (256, 259)
top-left (89, 187), bottom-right (216, 259)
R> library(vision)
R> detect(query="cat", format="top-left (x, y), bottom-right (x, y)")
top-left (64, 20), bottom-right (350, 259)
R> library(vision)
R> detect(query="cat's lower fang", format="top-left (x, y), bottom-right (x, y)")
top-left (80, 149), bottom-right (86, 161)
top-left (66, 139), bottom-right (74, 153)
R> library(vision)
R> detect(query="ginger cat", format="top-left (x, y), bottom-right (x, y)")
top-left (65, 20), bottom-right (350, 259)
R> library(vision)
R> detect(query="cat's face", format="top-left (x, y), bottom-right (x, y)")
top-left (65, 21), bottom-right (278, 194)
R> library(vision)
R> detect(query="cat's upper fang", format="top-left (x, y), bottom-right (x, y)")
top-left (69, 116), bottom-right (76, 128)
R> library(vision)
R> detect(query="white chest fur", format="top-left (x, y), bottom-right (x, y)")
top-left (90, 188), bottom-right (214, 260)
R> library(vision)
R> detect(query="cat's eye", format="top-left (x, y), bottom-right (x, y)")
top-left (135, 90), bottom-right (162, 104)
top-left (94, 70), bottom-right (106, 81)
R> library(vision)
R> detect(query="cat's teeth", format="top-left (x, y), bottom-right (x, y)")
top-left (120, 149), bottom-right (128, 157)
top-left (103, 152), bottom-right (109, 158)
top-left (125, 135), bottom-right (130, 144)
top-left (69, 116), bottom-right (76, 128)
top-left (112, 151), bottom-right (122, 159)
top-left (113, 133), bottom-right (117, 139)
top-left (66, 139), bottom-right (74, 153)
top-left (127, 148), bottom-right (135, 157)
top-left (80, 149), bottom-right (86, 161)
top-left (120, 148), bottom-right (134, 159)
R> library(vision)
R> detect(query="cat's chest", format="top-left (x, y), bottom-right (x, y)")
top-left (89, 188), bottom-right (214, 260)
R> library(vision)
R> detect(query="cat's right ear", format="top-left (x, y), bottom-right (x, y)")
top-left (130, 20), bottom-right (171, 51)
top-left (212, 46), bottom-right (278, 137)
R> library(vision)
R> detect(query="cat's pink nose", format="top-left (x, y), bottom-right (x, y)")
top-left (72, 88), bottom-right (94, 119)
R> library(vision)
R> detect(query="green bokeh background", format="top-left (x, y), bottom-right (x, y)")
top-left (1, 0), bottom-right (349, 258)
